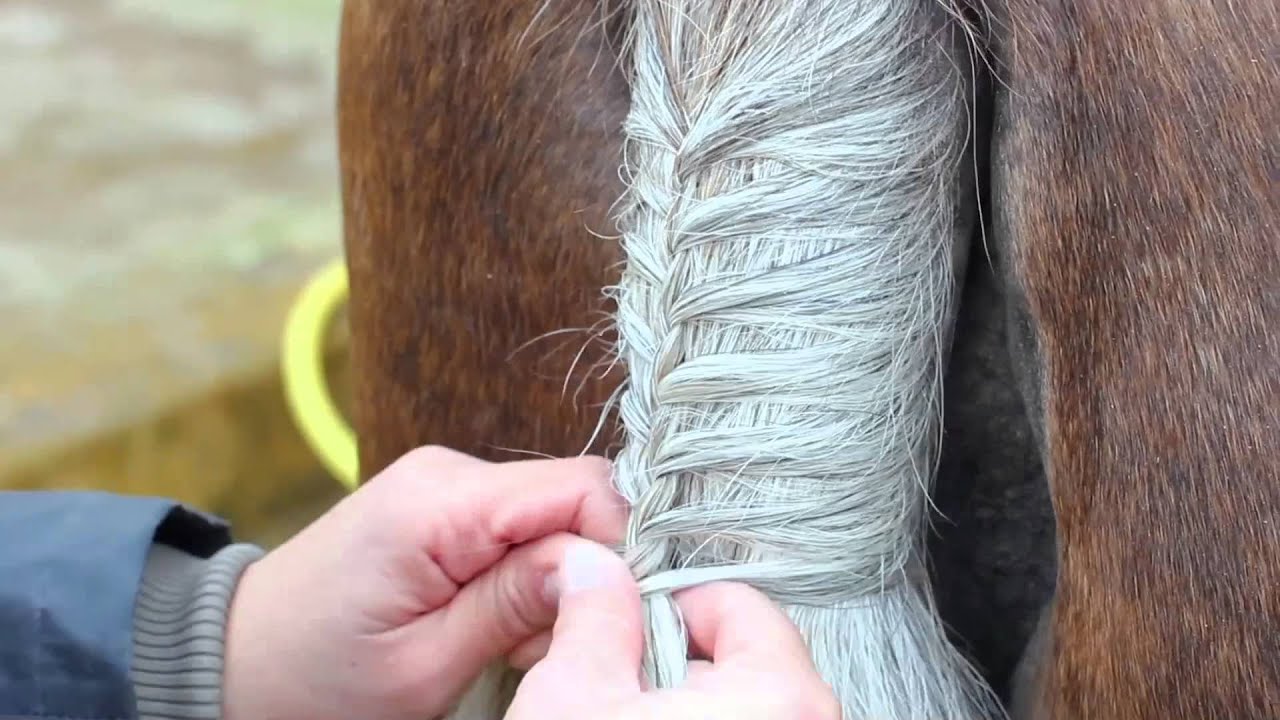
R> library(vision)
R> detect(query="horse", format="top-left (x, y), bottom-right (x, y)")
top-left (334, 0), bottom-right (1279, 717)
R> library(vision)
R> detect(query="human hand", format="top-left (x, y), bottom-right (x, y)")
top-left (506, 541), bottom-right (842, 720)
top-left (220, 446), bottom-right (627, 720)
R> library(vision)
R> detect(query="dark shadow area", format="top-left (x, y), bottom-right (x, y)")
top-left (928, 47), bottom-right (1057, 704)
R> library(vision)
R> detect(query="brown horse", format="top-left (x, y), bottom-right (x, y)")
top-left (336, 0), bottom-right (1279, 717)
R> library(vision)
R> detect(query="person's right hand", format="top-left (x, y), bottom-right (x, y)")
top-left (505, 541), bottom-right (842, 720)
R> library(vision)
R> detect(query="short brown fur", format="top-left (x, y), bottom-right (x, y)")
top-left (994, 0), bottom-right (1280, 716)
top-left (338, 0), bottom-right (1280, 714)
top-left (337, 0), bottom-right (628, 479)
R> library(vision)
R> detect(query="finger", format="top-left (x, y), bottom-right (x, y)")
top-left (405, 533), bottom-right (575, 693)
top-left (375, 444), bottom-right (488, 479)
top-left (616, 693), bottom-right (774, 720)
top-left (403, 452), bottom-right (628, 585)
top-left (676, 582), bottom-right (814, 671)
top-left (540, 539), bottom-right (644, 689)
top-left (507, 630), bottom-right (552, 670)
top-left (685, 659), bottom-right (714, 681)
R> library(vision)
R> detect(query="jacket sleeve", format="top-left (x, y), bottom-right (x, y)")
top-left (131, 540), bottom-right (263, 720)
top-left (0, 491), bottom-right (236, 720)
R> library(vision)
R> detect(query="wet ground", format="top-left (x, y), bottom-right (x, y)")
top-left (0, 0), bottom-right (348, 539)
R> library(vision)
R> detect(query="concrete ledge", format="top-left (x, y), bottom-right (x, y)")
top-left (0, 263), bottom-right (354, 546)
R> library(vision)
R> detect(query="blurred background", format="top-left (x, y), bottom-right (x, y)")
top-left (0, 0), bottom-right (352, 545)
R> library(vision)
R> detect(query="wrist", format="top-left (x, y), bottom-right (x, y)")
top-left (222, 550), bottom-right (322, 720)
top-left (222, 558), bottom-right (275, 720)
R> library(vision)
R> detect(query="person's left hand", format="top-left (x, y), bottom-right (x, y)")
top-left (219, 445), bottom-right (627, 720)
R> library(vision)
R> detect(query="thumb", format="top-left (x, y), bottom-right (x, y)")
top-left (542, 539), bottom-right (645, 689)
top-left (403, 533), bottom-right (572, 697)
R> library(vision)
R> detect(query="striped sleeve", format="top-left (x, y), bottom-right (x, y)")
top-left (130, 542), bottom-right (264, 719)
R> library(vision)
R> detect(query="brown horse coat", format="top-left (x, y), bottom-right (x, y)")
top-left (337, 1), bottom-right (1280, 716)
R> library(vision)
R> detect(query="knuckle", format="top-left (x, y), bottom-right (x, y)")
top-left (565, 454), bottom-right (615, 485)
top-left (377, 445), bottom-right (472, 499)
top-left (403, 444), bottom-right (466, 469)
top-left (358, 447), bottom-right (462, 534)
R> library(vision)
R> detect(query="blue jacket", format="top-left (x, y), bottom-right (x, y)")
top-left (0, 492), bottom-right (249, 720)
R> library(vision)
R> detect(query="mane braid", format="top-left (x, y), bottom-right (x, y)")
top-left (606, 0), bottom-right (1001, 717)
top-left (447, 1), bottom-right (1003, 717)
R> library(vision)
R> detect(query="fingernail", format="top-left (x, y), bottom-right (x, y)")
top-left (560, 541), bottom-right (612, 596)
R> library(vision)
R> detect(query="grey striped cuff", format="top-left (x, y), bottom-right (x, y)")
top-left (131, 542), bottom-right (264, 720)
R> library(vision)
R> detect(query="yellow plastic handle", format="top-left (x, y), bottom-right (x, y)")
top-left (281, 258), bottom-right (359, 491)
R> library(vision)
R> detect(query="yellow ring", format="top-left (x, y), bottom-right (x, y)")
top-left (281, 257), bottom-right (359, 491)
